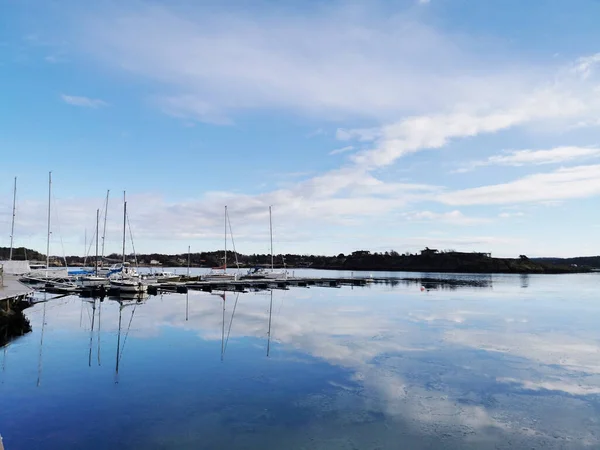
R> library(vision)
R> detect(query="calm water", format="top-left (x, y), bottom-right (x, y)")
top-left (1, 271), bottom-right (600, 449)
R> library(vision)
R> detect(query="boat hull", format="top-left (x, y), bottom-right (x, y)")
top-left (109, 280), bottom-right (148, 293)
top-left (203, 274), bottom-right (237, 282)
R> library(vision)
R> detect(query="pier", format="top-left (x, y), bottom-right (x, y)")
top-left (15, 270), bottom-right (499, 300)
top-left (1, 270), bottom-right (34, 347)
top-left (25, 272), bottom-right (494, 299)
top-left (42, 275), bottom-right (376, 298)
top-left (153, 276), bottom-right (373, 294)
top-left (0, 272), bottom-right (33, 307)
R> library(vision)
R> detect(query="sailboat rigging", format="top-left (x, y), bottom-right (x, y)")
top-left (109, 192), bottom-right (146, 293)
top-left (9, 176), bottom-right (16, 261)
top-left (244, 206), bottom-right (288, 280)
top-left (79, 209), bottom-right (108, 287)
top-left (205, 206), bottom-right (238, 281)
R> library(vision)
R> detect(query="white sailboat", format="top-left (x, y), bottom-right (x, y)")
top-left (79, 209), bottom-right (109, 287)
top-left (0, 177), bottom-right (31, 275)
top-left (204, 206), bottom-right (238, 282)
top-left (244, 206), bottom-right (288, 280)
top-left (20, 172), bottom-right (70, 284)
top-left (109, 192), bottom-right (147, 294)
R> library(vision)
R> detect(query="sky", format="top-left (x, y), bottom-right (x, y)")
top-left (2, 0), bottom-right (600, 258)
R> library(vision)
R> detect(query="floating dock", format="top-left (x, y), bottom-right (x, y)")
top-left (39, 276), bottom-right (375, 297)
top-left (155, 276), bottom-right (371, 294)
top-left (21, 273), bottom-right (494, 299)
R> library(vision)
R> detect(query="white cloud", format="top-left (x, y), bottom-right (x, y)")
top-left (61, 94), bottom-right (107, 108)
top-left (306, 128), bottom-right (327, 138)
top-left (404, 210), bottom-right (491, 225)
top-left (73, 4), bottom-right (542, 123)
top-left (497, 377), bottom-right (600, 396)
top-left (572, 52), bottom-right (600, 79)
top-left (12, 4), bottom-right (600, 257)
top-left (498, 212), bottom-right (525, 219)
top-left (329, 145), bottom-right (354, 155)
top-left (439, 164), bottom-right (600, 206)
top-left (456, 146), bottom-right (600, 173)
top-left (45, 54), bottom-right (64, 63)
top-left (2, 177), bottom-right (439, 255)
top-left (346, 87), bottom-right (590, 169)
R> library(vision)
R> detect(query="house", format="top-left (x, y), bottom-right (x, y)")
top-left (420, 247), bottom-right (439, 256)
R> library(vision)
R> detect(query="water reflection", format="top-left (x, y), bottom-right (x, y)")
top-left (520, 273), bottom-right (530, 288)
top-left (0, 274), bottom-right (599, 449)
top-left (114, 296), bottom-right (148, 382)
top-left (397, 275), bottom-right (493, 290)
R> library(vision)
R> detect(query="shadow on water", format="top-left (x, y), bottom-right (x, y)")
top-left (0, 300), bottom-right (32, 348)
top-left (379, 275), bottom-right (493, 290)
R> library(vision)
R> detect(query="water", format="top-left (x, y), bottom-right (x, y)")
top-left (1, 271), bottom-right (599, 449)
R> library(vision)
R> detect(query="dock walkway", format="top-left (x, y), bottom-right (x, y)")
top-left (0, 273), bottom-right (33, 305)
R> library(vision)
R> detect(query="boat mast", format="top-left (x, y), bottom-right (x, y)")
top-left (95, 209), bottom-right (99, 277)
top-left (101, 190), bottom-right (110, 264)
top-left (224, 205), bottom-right (227, 272)
top-left (269, 206), bottom-right (274, 271)
top-left (46, 171), bottom-right (52, 277)
top-left (122, 191), bottom-right (127, 279)
top-left (9, 177), bottom-right (16, 260)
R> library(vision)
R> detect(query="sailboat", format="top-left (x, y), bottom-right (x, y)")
top-left (204, 206), bottom-right (237, 281)
top-left (20, 172), bottom-right (71, 284)
top-left (80, 209), bottom-right (109, 287)
top-left (243, 206), bottom-right (288, 280)
top-left (109, 192), bottom-right (147, 293)
top-left (0, 176), bottom-right (31, 276)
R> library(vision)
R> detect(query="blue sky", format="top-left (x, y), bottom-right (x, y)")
top-left (2, 0), bottom-right (600, 258)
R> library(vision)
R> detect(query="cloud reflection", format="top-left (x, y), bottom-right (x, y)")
top-left (14, 276), bottom-right (600, 447)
